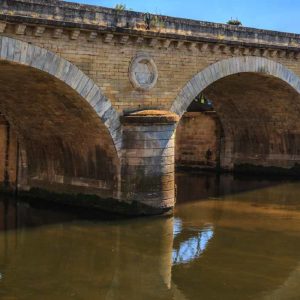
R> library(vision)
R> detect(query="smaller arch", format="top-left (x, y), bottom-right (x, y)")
top-left (0, 36), bottom-right (122, 155)
top-left (171, 56), bottom-right (300, 117)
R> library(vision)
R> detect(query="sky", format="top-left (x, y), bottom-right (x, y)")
top-left (65, 0), bottom-right (300, 34)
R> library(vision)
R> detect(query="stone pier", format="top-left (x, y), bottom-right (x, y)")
top-left (120, 111), bottom-right (179, 215)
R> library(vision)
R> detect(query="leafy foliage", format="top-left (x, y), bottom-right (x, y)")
top-left (227, 18), bottom-right (242, 26)
top-left (115, 4), bottom-right (127, 12)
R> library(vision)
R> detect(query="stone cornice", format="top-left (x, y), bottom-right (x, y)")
top-left (121, 110), bottom-right (179, 124)
top-left (1, 0), bottom-right (300, 56)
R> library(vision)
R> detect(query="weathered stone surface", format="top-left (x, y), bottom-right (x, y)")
top-left (124, 131), bottom-right (175, 141)
top-left (0, 114), bottom-right (18, 188)
top-left (123, 164), bottom-right (174, 176)
top-left (124, 148), bottom-right (175, 158)
top-left (203, 73), bottom-right (300, 171)
top-left (123, 138), bottom-right (175, 150)
top-left (121, 110), bottom-right (179, 124)
top-left (171, 57), bottom-right (300, 117)
top-left (124, 156), bottom-right (174, 166)
top-left (176, 112), bottom-right (221, 169)
top-left (0, 61), bottom-right (119, 202)
top-left (0, 36), bottom-right (121, 156)
top-left (1, 1), bottom-right (300, 215)
top-left (121, 111), bottom-right (176, 214)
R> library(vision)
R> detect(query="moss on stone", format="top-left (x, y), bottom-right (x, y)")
top-left (15, 188), bottom-right (173, 217)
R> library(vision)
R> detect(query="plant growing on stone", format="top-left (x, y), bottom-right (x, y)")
top-left (151, 15), bottom-right (166, 29)
top-left (115, 4), bottom-right (127, 12)
top-left (114, 3), bottom-right (133, 27)
top-left (144, 13), bottom-right (166, 30)
top-left (227, 18), bottom-right (242, 26)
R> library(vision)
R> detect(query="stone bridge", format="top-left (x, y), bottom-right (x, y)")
top-left (1, 0), bottom-right (300, 215)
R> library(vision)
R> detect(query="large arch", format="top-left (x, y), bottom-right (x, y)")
top-left (0, 36), bottom-right (121, 199)
top-left (0, 36), bottom-right (121, 152)
top-left (171, 56), bottom-right (300, 117)
top-left (171, 57), bottom-right (300, 171)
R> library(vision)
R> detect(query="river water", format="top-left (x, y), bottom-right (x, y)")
top-left (1, 172), bottom-right (300, 300)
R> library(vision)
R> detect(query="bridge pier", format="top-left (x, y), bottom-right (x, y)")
top-left (120, 111), bottom-right (179, 215)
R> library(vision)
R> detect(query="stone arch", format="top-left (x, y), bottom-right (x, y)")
top-left (0, 36), bottom-right (122, 200)
top-left (0, 36), bottom-right (121, 154)
top-left (172, 56), bottom-right (300, 172)
top-left (171, 56), bottom-right (300, 116)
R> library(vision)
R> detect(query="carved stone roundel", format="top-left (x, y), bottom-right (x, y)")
top-left (129, 53), bottom-right (158, 91)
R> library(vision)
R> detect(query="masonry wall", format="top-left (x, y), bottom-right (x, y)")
top-left (1, 7), bottom-right (300, 189)
top-left (2, 24), bottom-right (300, 116)
top-left (0, 115), bottom-right (18, 188)
top-left (204, 73), bottom-right (300, 172)
top-left (0, 28), bottom-right (300, 179)
top-left (176, 112), bottom-right (221, 169)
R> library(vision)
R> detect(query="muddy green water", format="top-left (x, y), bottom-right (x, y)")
top-left (1, 172), bottom-right (300, 300)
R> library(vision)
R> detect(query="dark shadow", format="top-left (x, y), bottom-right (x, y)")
top-left (176, 170), bottom-right (296, 204)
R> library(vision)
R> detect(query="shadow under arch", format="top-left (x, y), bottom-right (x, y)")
top-left (171, 56), bottom-right (300, 117)
top-left (0, 36), bottom-right (121, 199)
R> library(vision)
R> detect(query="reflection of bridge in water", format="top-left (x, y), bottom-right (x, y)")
top-left (1, 193), bottom-right (300, 299)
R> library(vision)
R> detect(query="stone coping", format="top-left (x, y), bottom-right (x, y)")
top-left (1, 0), bottom-right (300, 49)
top-left (121, 110), bottom-right (179, 124)
top-left (183, 111), bottom-right (217, 116)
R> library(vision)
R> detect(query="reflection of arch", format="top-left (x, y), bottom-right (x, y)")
top-left (0, 36), bottom-right (121, 154)
top-left (171, 56), bottom-right (300, 117)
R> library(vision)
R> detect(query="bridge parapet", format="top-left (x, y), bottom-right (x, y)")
top-left (1, 0), bottom-right (300, 58)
